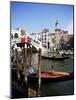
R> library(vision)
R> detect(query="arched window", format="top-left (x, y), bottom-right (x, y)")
top-left (11, 33), bottom-right (13, 39)
top-left (14, 33), bottom-right (18, 38)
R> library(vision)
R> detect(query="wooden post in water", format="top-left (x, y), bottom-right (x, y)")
top-left (15, 44), bottom-right (20, 80)
top-left (37, 48), bottom-right (42, 97)
top-left (22, 43), bottom-right (28, 97)
top-left (27, 45), bottom-right (30, 66)
top-left (27, 44), bottom-right (38, 97)
top-left (30, 44), bottom-right (32, 66)
top-left (23, 43), bottom-right (27, 82)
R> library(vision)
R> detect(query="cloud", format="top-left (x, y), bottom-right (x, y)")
top-left (66, 19), bottom-right (73, 34)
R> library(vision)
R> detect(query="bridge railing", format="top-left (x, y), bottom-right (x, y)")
top-left (31, 39), bottom-right (47, 55)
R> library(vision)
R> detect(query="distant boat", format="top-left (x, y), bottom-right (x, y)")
top-left (41, 55), bottom-right (70, 60)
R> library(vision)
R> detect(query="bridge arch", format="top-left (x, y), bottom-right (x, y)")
top-left (31, 39), bottom-right (47, 55)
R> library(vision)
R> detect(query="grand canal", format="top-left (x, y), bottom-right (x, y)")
top-left (32, 53), bottom-right (74, 96)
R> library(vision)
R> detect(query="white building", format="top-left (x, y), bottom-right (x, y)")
top-left (40, 29), bottom-right (50, 49)
top-left (11, 28), bottom-right (27, 46)
top-left (30, 32), bottom-right (40, 43)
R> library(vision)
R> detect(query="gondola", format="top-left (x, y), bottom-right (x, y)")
top-left (27, 71), bottom-right (74, 84)
top-left (41, 55), bottom-right (70, 60)
top-left (12, 67), bottom-right (74, 84)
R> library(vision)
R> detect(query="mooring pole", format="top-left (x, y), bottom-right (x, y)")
top-left (15, 44), bottom-right (20, 80)
top-left (30, 44), bottom-right (32, 66)
top-left (23, 43), bottom-right (28, 97)
top-left (27, 45), bottom-right (30, 66)
top-left (23, 44), bottom-right (27, 82)
top-left (37, 48), bottom-right (42, 97)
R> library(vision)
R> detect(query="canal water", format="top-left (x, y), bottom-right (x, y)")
top-left (31, 53), bottom-right (74, 96)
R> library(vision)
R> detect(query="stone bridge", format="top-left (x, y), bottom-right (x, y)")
top-left (31, 39), bottom-right (47, 55)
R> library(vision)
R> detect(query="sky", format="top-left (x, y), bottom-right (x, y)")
top-left (11, 1), bottom-right (74, 34)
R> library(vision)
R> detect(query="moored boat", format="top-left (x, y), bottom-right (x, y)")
top-left (27, 71), bottom-right (74, 84)
top-left (12, 66), bottom-right (74, 84)
top-left (41, 55), bottom-right (70, 60)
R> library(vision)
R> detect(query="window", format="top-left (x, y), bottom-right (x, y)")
top-left (11, 33), bottom-right (13, 39)
top-left (14, 33), bottom-right (18, 38)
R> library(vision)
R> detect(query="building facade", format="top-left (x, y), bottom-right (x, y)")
top-left (30, 32), bottom-right (40, 42)
top-left (62, 31), bottom-right (69, 44)
top-left (11, 19), bottom-right (72, 51)
top-left (40, 29), bottom-right (49, 49)
top-left (48, 33), bottom-right (56, 51)
top-left (11, 28), bottom-right (30, 46)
